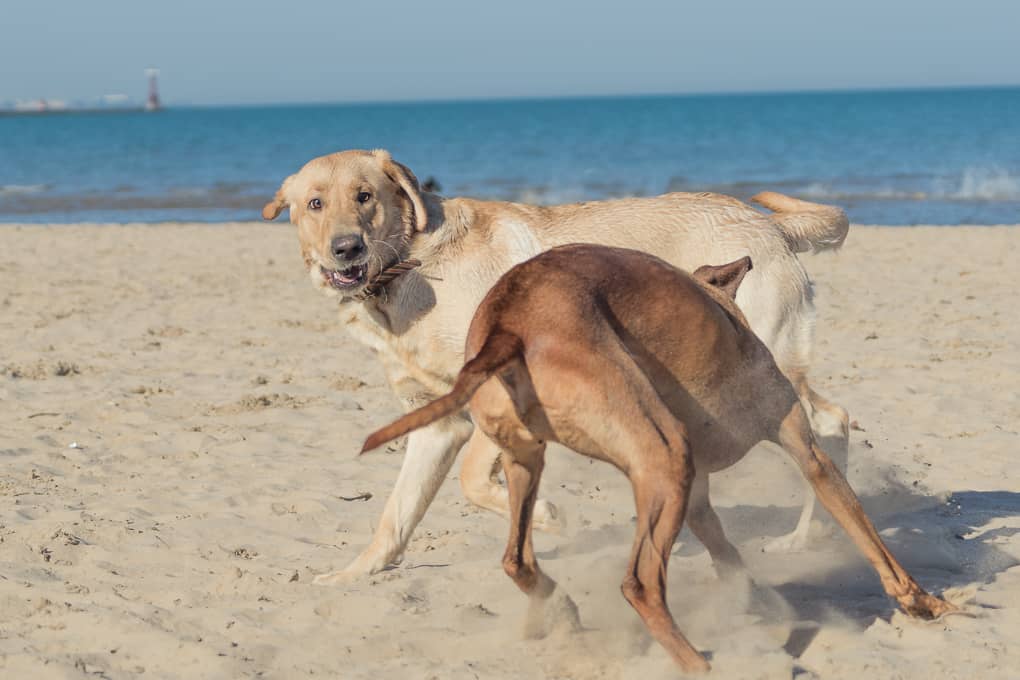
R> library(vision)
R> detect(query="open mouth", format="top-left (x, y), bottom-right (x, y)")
top-left (321, 263), bottom-right (368, 290)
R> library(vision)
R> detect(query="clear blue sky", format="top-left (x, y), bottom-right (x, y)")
top-left (1, 0), bottom-right (1017, 105)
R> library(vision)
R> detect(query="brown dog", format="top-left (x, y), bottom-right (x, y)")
top-left (361, 244), bottom-right (954, 673)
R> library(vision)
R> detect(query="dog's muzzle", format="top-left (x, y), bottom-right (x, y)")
top-left (321, 263), bottom-right (368, 290)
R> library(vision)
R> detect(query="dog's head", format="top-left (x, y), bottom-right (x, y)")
top-left (262, 149), bottom-right (428, 300)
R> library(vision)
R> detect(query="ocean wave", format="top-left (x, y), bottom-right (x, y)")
top-left (700, 168), bottom-right (1020, 204)
top-left (0, 181), bottom-right (272, 216)
top-left (794, 183), bottom-right (930, 202)
top-left (0, 184), bottom-right (49, 196)
top-left (3, 169), bottom-right (1019, 222)
top-left (665, 178), bottom-right (930, 203)
top-left (464, 181), bottom-right (637, 206)
top-left (0, 192), bottom-right (265, 216)
top-left (949, 167), bottom-right (1020, 200)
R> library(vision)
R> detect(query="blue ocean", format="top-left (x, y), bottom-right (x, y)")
top-left (2, 87), bottom-right (1019, 225)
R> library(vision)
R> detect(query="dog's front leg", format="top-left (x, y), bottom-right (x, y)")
top-left (314, 416), bottom-right (473, 584)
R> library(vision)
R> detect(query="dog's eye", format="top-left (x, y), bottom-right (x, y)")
top-left (308, 198), bottom-right (323, 210)
top-left (356, 191), bottom-right (372, 204)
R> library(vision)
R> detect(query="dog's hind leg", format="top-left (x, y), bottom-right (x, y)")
top-left (460, 428), bottom-right (562, 533)
top-left (774, 405), bottom-right (955, 619)
top-left (686, 473), bottom-right (745, 579)
top-left (618, 418), bottom-right (710, 673)
top-left (499, 441), bottom-right (580, 638)
top-left (528, 338), bottom-right (708, 671)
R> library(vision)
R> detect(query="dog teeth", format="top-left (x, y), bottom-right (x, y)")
top-left (323, 264), bottom-right (364, 288)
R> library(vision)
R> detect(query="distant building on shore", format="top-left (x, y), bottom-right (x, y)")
top-left (0, 70), bottom-right (162, 115)
top-left (12, 99), bottom-right (68, 112)
top-left (146, 69), bottom-right (161, 112)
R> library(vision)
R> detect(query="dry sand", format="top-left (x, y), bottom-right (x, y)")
top-left (1, 222), bottom-right (1018, 679)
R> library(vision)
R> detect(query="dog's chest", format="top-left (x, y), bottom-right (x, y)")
top-left (340, 303), bottom-right (467, 398)
top-left (338, 217), bottom-right (544, 398)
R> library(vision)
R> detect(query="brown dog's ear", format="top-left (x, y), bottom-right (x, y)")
top-left (692, 256), bottom-right (753, 299)
top-left (262, 174), bottom-right (295, 221)
top-left (374, 149), bottom-right (428, 232)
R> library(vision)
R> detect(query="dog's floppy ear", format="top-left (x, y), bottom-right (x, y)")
top-left (374, 149), bottom-right (428, 232)
top-left (692, 256), bottom-right (753, 300)
top-left (262, 174), bottom-right (296, 221)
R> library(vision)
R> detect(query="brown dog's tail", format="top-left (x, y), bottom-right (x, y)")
top-left (361, 331), bottom-right (523, 454)
top-left (751, 191), bottom-right (850, 253)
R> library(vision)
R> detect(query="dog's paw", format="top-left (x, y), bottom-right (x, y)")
top-left (900, 592), bottom-right (962, 621)
top-left (312, 569), bottom-right (363, 586)
top-left (532, 499), bottom-right (566, 534)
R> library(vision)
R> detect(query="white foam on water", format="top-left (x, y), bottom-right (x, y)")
top-left (950, 166), bottom-right (1020, 200)
top-left (766, 168), bottom-right (1020, 204)
top-left (0, 184), bottom-right (47, 195)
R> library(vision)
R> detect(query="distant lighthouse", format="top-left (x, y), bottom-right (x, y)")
top-left (145, 69), bottom-right (161, 111)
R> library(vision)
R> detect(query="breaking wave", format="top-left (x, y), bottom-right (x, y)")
top-left (0, 184), bottom-right (48, 196)
top-left (949, 167), bottom-right (1020, 200)
top-left (692, 168), bottom-right (1020, 204)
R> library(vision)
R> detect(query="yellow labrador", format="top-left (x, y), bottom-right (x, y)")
top-left (262, 149), bottom-right (850, 581)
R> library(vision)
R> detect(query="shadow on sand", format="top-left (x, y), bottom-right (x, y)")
top-left (538, 487), bottom-right (1020, 659)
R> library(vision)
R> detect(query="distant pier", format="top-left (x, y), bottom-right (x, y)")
top-left (0, 68), bottom-right (162, 117)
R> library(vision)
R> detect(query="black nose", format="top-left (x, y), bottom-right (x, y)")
top-left (330, 234), bottom-right (365, 261)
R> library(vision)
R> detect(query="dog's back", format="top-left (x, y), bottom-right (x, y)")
top-left (462, 244), bottom-right (798, 469)
top-left (365, 244), bottom-right (798, 472)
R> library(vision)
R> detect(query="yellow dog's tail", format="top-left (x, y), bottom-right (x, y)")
top-left (361, 331), bottom-right (523, 453)
top-left (752, 191), bottom-right (850, 253)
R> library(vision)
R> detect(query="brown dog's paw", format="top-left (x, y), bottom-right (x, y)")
top-left (900, 592), bottom-right (959, 620)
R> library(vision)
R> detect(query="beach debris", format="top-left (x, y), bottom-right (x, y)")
top-left (5, 360), bottom-right (82, 379)
top-left (331, 374), bottom-right (367, 391)
top-left (338, 491), bottom-right (372, 502)
top-left (53, 528), bottom-right (87, 546)
top-left (464, 603), bottom-right (497, 617)
top-left (232, 547), bottom-right (258, 560)
top-left (212, 392), bottom-right (313, 414)
top-left (68, 441), bottom-right (84, 449)
top-left (53, 361), bottom-right (80, 376)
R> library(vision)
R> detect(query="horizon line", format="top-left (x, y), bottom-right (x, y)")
top-left (167, 81), bottom-right (1020, 110)
top-left (5, 81), bottom-right (1018, 114)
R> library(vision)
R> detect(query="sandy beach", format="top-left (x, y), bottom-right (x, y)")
top-left (1, 222), bottom-right (1018, 679)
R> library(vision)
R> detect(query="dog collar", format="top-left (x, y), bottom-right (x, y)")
top-left (354, 259), bottom-right (422, 301)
